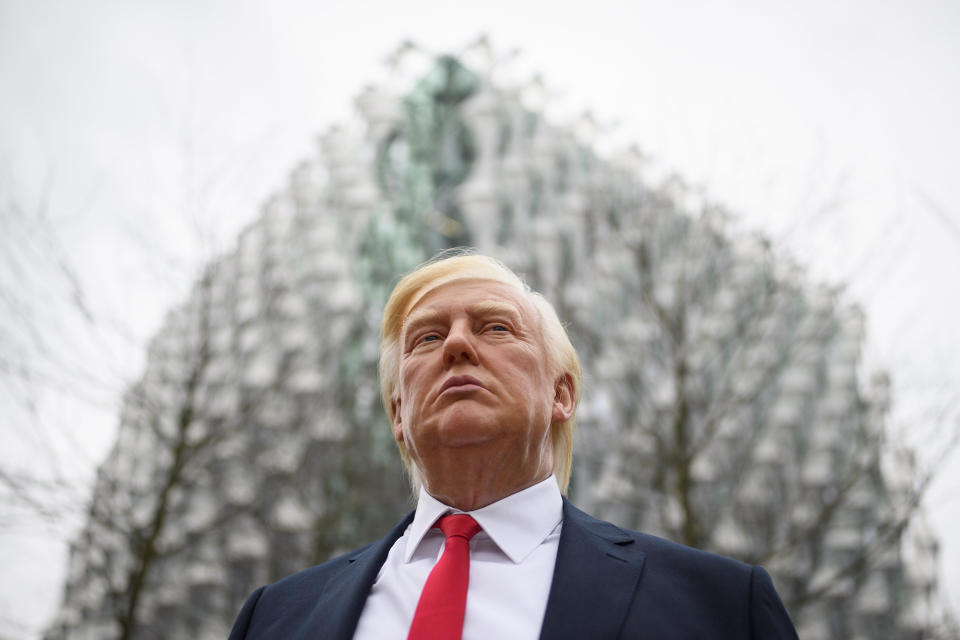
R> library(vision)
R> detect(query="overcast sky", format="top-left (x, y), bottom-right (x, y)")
top-left (2, 0), bottom-right (959, 635)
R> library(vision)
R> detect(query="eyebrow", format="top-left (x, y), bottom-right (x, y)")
top-left (402, 300), bottom-right (525, 337)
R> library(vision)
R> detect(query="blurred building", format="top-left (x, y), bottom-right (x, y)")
top-left (46, 43), bottom-right (950, 639)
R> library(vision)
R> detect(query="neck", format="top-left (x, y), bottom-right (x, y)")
top-left (420, 465), bottom-right (552, 512)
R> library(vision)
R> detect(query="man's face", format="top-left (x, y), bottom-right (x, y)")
top-left (392, 279), bottom-right (565, 490)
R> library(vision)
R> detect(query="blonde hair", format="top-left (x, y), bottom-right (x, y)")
top-left (379, 250), bottom-right (583, 493)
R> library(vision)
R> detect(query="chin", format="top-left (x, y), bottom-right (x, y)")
top-left (435, 414), bottom-right (502, 448)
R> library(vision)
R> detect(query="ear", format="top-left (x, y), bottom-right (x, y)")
top-left (391, 396), bottom-right (404, 443)
top-left (551, 372), bottom-right (576, 423)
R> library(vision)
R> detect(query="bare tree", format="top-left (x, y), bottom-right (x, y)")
top-left (564, 175), bottom-right (954, 638)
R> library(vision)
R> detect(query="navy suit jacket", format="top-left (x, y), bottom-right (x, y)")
top-left (229, 500), bottom-right (798, 639)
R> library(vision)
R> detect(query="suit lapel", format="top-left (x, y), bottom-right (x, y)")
top-left (538, 500), bottom-right (646, 640)
top-left (292, 501), bottom-right (646, 639)
top-left (300, 511), bottom-right (415, 640)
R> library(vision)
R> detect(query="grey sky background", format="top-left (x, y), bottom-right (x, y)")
top-left (2, 0), bottom-right (959, 636)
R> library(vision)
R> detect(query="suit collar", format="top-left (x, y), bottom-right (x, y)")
top-left (538, 499), bottom-right (647, 640)
top-left (305, 511), bottom-right (415, 640)
top-left (298, 499), bottom-right (646, 640)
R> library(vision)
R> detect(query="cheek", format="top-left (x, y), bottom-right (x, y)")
top-left (399, 366), bottom-right (427, 407)
top-left (512, 356), bottom-right (551, 392)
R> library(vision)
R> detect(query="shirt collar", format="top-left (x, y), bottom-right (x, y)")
top-left (403, 475), bottom-right (563, 564)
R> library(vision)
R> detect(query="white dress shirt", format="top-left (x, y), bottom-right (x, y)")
top-left (353, 475), bottom-right (563, 640)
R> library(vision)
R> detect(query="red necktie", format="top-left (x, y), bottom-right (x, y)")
top-left (407, 514), bottom-right (482, 640)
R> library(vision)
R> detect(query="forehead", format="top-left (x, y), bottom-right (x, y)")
top-left (403, 279), bottom-right (537, 326)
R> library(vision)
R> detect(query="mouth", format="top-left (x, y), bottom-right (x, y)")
top-left (439, 375), bottom-right (485, 394)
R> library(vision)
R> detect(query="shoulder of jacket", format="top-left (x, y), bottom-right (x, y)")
top-left (262, 541), bottom-right (377, 594)
top-left (564, 500), bottom-right (752, 576)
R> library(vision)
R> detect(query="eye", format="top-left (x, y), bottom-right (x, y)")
top-left (406, 331), bottom-right (439, 351)
top-left (487, 323), bottom-right (510, 333)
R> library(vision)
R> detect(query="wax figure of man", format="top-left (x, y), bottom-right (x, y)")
top-left (229, 252), bottom-right (799, 640)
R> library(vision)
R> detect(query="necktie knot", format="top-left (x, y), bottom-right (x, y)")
top-left (439, 514), bottom-right (481, 542)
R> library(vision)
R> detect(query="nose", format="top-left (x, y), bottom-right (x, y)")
top-left (442, 320), bottom-right (479, 366)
